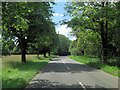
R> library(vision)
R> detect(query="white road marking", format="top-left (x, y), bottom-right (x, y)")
top-left (66, 66), bottom-right (70, 70)
top-left (61, 59), bottom-right (70, 70)
top-left (79, 82), bottom-right (87, 90)
top-left (63, 61), bottom-right (65, 64)
top-left (61, 59), bottom-right (65, 64)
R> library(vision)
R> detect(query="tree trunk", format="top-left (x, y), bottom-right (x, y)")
top-left (100, 21), bottom-right (107, 64)
top-left (44, 52), bottom-right (46, 57)
top-left (81, 50), bottom-right (84, 55)
top-left (37, 53), bottom-right (39, 58)
top-left (48, 50), bottom-right (50, 56)
top-left (21, 48), bottom-right (26, 63)
top-left (19, 34), bottom-right (27, 63)
top-left (37, 42), bottom-right (40, 59)
top-left (99, 2), bottom-right (108, 64)
top-left (105, 2), bottom-right (108, 57)
top-left (37, 49), bottom-right (40, 58)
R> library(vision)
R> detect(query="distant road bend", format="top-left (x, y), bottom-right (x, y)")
top-left (26, 56), bottom-right (118, 89)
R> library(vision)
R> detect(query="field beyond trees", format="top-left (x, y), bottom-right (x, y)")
top-left (2, 55), bottom-right (56, 88)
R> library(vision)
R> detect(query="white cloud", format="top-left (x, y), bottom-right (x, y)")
top-left (53, 13), bottom-right (59, 16)
top-left (56, 24), bottom-right (76, 41)
top-left (53, 13), bottom-right (64, 17)
top-left (59, 14), bottom-right (64, 17)
top-left (68, 18), bottom-right (71, 21)
top-left (69, 36), bottom-right (76, 41)
top-left (56, 24), bottom-right (70, 36)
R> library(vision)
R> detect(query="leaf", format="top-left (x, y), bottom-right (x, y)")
top-left (28, 10), bottom-right (31, 12)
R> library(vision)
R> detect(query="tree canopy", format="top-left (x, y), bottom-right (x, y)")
top-left (57, 34), bottom-right (71, 56)
top-left (2, 2), bottom-right (58, 62)
top-left (65, 2), bottom-right (120, 64)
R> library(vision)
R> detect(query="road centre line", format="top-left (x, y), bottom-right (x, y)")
top-left (61, 59), bottom-right (65, 64)
top-left (66, 66), bottom-right (70, 70)
top-left (62, 60), bottom-right (65, 64)
top-left (79, 82), bottom-right (87, 90)
top-left (61, 59), bottom-right (70, 70)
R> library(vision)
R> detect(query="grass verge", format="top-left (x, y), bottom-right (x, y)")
top-left (2, 54), bottom-right (56, 88)
top-left (68, 55), bottom-right (119, 77)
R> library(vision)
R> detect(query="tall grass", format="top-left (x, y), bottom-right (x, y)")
top-left (2, 55), bottom-right (56, 88)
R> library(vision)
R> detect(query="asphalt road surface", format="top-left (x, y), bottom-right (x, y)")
top-left (26, 56), bottom-right (118, 89)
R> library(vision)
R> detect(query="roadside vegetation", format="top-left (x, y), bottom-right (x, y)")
top-left (2, 55), bottom-right (56, 88)
top-left (56, 34), bottom-right (71, 56)
top-left (2, 2), bottom-right (71, 88)
top-left (68, 55), bottom-right (119, 77)
top-left (2, 2), bottom-right (58, 62)
top-left (1, 2), bottom-right (120, 88)
top-left (64, 2), bottom-right (120, 77)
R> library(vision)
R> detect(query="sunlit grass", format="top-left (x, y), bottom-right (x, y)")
top-left (68, 55), bottom-right (119, 77)
top-left (2, 54), bottom-right (56, 88)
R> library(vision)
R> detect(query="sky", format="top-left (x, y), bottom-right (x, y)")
top-left (50, 2), bottom-right (76, 41)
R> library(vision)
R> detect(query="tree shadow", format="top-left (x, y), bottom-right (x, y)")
top-left (86, 56), bottom-right (120, 67)
top-left (107, 57), bottom-right (120, 67)
top-left (40, 57), bottom-right (97, 73)
top-left (36, 55), bottom-right (57, 60)
top-left (86, 55), bottom-right (97, 58)
top-left (2, 56), bottom-right (54, 71)
top-left (2, 78), bottom-right (27, 88)
top-left (25, 79), bottom-right (107, 89)
top-left (2, 59), bottom-right (50, 89)
top-left (36, 56), bottom-right (42, 60)
top-left (4, 55), bottom-right (116, 74)
top-left (87, 61), bottom-right (103, 69)
top-left (5, 60), bottom-right (48, 72)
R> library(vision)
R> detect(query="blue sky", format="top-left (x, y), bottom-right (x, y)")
top-left (50, 2), bottom-right (76, 41)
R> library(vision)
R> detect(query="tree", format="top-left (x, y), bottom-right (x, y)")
top-left (2, 2), bottom-right (55, 62)
top-left (69, 40), bottom-right (79, 56)
top-left (31, 20), bottom-right (58, 58)
top-left (57, 34), bottom-right (71, 56)
top-left (65, 2), bottom-right (120, 63)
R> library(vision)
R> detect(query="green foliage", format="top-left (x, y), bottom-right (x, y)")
top-left (2, 2), bottom-right (56, 61)
top-left (2, 55), bottom-right (56, 88)
top-left (2, 46), bottom-right (10, 55)
top-left (57, 34), bottom-right (71, 56)
top-left (69, 40), bottom-right (81, 56)
top-left (29, 20), bottom-right (58, 57)
top-left (68, 55), bottom-right (119, 77)
top-left (65, 2), bottom-right (120, 64)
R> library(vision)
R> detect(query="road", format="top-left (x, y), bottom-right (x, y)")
top-left (26, 56), bottom-right (118, 89)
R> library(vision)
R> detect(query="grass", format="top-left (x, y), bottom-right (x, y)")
top-left (68, 55), bottom-right (119, 77)
top-left (2, 54), bottom-right (56, 88)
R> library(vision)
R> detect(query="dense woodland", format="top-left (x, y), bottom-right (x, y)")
top-left (2, 2), bottom-right (120, 67)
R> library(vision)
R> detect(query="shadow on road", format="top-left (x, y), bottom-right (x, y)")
top-left (26, 79), bottom-right (108, 90)
top-left (25, 57), bottom-right (118, 89)
top-left (41, 57), bottom-right (97, 73)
